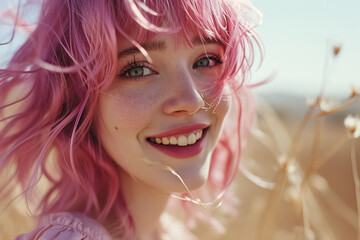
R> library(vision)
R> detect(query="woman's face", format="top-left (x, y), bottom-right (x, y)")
top-left (97, 34), bottom-right (231, 193)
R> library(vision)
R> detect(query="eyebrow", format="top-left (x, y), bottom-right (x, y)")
top-left (190, 36), bottom-right (222, 46)
top-left (118, 41), bottom-right (166, 58)
top-left (117, 37), bottom-right (222, 58)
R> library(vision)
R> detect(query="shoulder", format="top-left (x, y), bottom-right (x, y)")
top-left (15, 212), bottom-right (112, 240)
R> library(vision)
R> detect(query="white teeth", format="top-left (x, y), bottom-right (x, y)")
top-left (150, 129), bottom-right (204, 146)
top-left (178, 136), bottom-right (187, 146)
top-left (162, 137), bottom-right (170, 145)
top-left (188, 133), bottom-right (196, 144)
top-left (196, 132), bottom-right (200, 140)
top-left (169, 136), bottom-right (177, 145)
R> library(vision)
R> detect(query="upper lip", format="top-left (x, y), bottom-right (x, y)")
top-left (148, 123), bottom-right (209, 138)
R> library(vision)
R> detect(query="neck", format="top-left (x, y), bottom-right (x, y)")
top-left (120, 169), bottom-right (170, 240)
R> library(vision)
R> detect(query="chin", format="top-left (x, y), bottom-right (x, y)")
top-left (183, 177), bottom-right (207, 192)
top-left (163, 175), bottom-right (207, 193)
top-left (167, 159), bottom-right (210, 193)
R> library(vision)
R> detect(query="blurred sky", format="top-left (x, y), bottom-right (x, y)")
top-left (252, 0), bottom-right (360, 98)
top-left (0, 0), bottom-right (359, 98)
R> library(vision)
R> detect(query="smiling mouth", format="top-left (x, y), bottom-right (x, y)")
top-left (147, 129), bottom-right (203, 147)
top-left (146, 128), bottom-right (209, 159)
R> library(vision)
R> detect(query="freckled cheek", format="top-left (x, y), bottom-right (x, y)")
top-left (104, 87), bottom-right (162, 127)
top-left (216, 96), bottom-right (231, 120)
top-left (195, 72), bottom-right (225, 100)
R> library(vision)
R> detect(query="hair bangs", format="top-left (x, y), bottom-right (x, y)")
top-left (114, 0), bottom-right (261, 92)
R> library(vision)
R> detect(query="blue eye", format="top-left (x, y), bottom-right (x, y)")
top-left (126, 66), bottom-right (153, 77)
top-left (193, 55), bottom-right (223, 69)
top-left (119, 61), bottom-right (156, 79)
top-left (194, 58), bottom-right (210, 68)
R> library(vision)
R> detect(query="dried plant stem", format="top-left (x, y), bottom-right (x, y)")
top-left (258, 99), bottom-right (292, 154)
top-left (310, 95), bottom-right (359, 118)
top-left (313, 135), bottom-right (347, 171)
top-left (254, 100), bottom-right (318, 240)
top-left (303, 117), bottom-right (323, 181)
top-left (300, 117), bottom-right (323, 239)
top-left (350, 139), bottom-right (360, 240)
top-left (301, 188), bottom-right (312, 240)
top-left (305, 188), bottom-right (337, 240)
top-left (255, 164), bottom-right (288, 240)
top-left (287, 103), bottom-right (317, 161)
top-left (314, 183), bottom-right (358, 229)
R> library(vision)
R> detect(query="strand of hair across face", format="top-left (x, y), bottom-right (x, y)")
top-left (138, 155), bottom-right (223, 210)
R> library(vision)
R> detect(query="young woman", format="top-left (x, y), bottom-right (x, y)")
top-left (0, 0), bottom-right (261, 239)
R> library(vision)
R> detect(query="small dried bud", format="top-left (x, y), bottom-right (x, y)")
top-left (344, 115), bottom-right (360, 138)
top-left (333, 45), bottom-right (341, 56)
top-left (320, 98), bottom-right (340, 112)
top-left (350, 86), bottom-right (359, 97)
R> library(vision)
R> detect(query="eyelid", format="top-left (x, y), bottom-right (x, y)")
top-left (199, 53), bottom-right (222, 61)
top-left (193, 53), bottom-right (223, 69)
top-left (119, 61), bottom-right (151, 76)
top-left (118, 60), bottom-right (157, 79)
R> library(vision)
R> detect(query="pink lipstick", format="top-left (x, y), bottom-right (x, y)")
top-left (147, 124), bottom-right (209, 159)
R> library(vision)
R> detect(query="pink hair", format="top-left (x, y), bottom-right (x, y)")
top-left (0, 0), bottom-right (261, 238)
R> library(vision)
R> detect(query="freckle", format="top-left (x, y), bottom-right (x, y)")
top-left (115, 126), bottom-right (118, 130)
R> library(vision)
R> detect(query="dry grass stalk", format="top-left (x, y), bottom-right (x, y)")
top-left (250, 90), bottom-right (359, 239)
top-left (350, 139), bottom-right (360, 240)
top-left (249, 39), bottom-right (359, 238)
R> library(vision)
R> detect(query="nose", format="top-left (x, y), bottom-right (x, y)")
top-left (162, 69), bottom-right (205, 116)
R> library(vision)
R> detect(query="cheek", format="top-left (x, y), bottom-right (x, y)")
top-left (212, 94), bottom-right (231, 137)
top-left (195, 73), bottom-right (226, 101)
top-left (217, 95), bottom-right (231, 119)
top-left (97, 86), bottom-right (161, 167)
top-left (201, 80), bottom-right (231, 118)
top-left (102, 84), bottom-right (162, 127)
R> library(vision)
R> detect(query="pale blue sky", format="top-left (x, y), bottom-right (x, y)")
top-left (252, 0), bottom-right (360, 97)
top-left (1, 0), bottom-right (359, 97)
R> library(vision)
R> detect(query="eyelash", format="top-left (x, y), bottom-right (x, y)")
top-left (193, 55), bottom-right (223, 69)
top-left (118, 60), bottom-right (153, 77)
top-left (117, 54), bottom-right (223, 79)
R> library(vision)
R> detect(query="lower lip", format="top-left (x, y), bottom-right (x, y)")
top-left (147, 129), bottom-right (207, 159)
